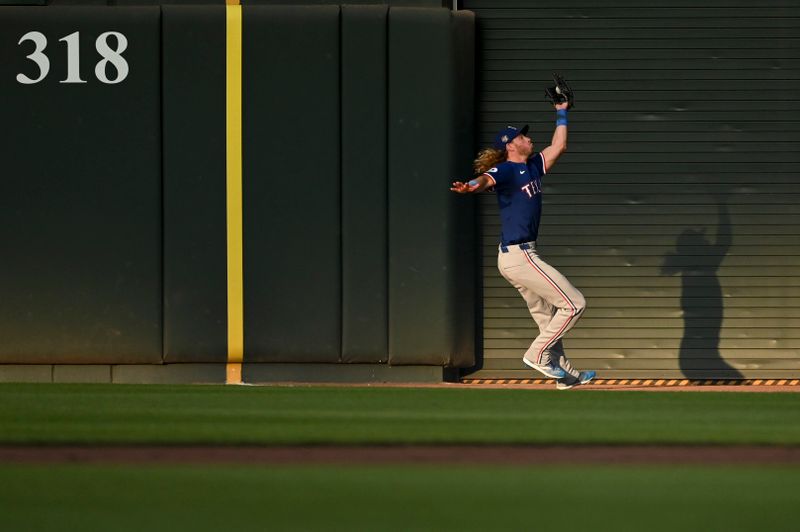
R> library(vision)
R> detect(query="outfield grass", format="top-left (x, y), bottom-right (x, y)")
top-left (1, 383), bottom-right (799, 445)
top-left (0, 463), bottom-right (798, 531)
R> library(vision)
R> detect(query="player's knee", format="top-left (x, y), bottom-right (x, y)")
top-left (572, 293), bottom-right (586, 315)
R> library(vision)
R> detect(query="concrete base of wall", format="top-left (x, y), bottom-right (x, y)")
top-left (0, 364), bottom-right (449, 384)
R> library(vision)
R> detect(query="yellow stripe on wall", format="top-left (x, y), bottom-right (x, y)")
top-left (226, 3), bottom-right (244, 384)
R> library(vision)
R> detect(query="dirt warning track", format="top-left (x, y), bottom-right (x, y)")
top-left (2, 445), bottom-right (800, 465)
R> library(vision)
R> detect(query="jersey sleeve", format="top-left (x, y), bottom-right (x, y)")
top-left (529, 152), bottom-right (546, 176)
top-left (483, 162), bottom-right (512, 187)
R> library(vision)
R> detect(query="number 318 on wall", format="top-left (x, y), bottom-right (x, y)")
top-left (17, 31), bottom-right (129, 85)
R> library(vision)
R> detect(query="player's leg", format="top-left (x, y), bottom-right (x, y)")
top-left (538, 310), bottom-right (596, 389)
top-left (548, 332), bottom-right (597, 389)
top-left (498, 250), bottom-right (566, 378)
top-left (547, 340), bottom-right (580, 379)
top-left (514, 248), bottom-right (586, 367)
top-left (522, 296), bottom-right (580, 378)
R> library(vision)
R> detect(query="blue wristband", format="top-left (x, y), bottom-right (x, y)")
top-left (556, 109), bottom-right (568, 127)
top-left (468, 179), bottom-right (479, 187)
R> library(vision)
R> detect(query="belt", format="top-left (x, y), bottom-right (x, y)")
top-left (499, 241), bottom-right (535, 253)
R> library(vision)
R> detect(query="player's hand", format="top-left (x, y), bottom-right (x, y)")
top-left (554, 102), bottom-right (569, 111)
top-left (450, 181), bottom-right (478, 194)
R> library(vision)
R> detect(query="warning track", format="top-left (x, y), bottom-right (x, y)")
top-left (458, 379), bottom-right (800, 391)
top-left (2, 445), bottom-right (800, 465)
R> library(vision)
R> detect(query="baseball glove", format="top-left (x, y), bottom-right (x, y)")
top-left (545, 73), bottom-right (575, 109)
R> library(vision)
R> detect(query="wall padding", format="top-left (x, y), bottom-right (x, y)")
top-left (0, 7), bottom-right (162, 363)
top-left (162, 5), bottom-right (228, 363)
top-left (341, 5), bottom-right (389, 363)
top-left (242, 6), bottom-right (341, 362)
top-left (387, 7), bottom-right (475, 366)
top-left (0, 4), bottom-right (476, 369)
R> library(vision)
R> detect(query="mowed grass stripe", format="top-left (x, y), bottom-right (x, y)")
top-left (1, 384), bottom-right (799, 445)
top-left (1, 464), bottom-right (799, 532)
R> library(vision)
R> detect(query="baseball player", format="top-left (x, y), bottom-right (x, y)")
top-left (451, 80), bottom-right (595, 390)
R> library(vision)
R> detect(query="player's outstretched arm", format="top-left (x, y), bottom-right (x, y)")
top-left (450, 173), bottom-right (494, 194)
top-left (540, 102), bottom-right (569, 171)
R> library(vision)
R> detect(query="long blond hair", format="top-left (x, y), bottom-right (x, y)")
top-left (473, 147), bottom-right (506, 175)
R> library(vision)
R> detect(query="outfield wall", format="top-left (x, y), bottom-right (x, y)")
top-left (0, 4), bottom-right (477, 375)
top-left (2, 0), bottom-right (798, 383)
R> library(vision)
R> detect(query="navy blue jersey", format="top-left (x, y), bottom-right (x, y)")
top-left (484, 153), bottom-right (547, 246)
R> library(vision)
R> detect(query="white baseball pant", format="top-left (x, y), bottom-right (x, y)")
top-left (497, 241), bottom-right (585, 379)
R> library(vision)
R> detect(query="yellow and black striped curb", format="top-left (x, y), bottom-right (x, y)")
top-left (460, 379), bottom-right (800, 386)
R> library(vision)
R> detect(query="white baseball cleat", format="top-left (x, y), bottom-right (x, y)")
top-left (523, 357), bottom-right (566, 379)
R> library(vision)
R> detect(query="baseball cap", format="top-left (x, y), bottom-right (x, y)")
top-left (493, 124), bottom-right (529, 149)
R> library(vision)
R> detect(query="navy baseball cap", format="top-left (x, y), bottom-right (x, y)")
top-left (493, 124), bottom-right (529, 149)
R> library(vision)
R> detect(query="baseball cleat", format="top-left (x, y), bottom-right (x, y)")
top-left (556, 375), bottom-right (579, 390)
top-left (556, 370), bottom-right (596, 390)
top-left (523, 357), bottom-right (566, 379)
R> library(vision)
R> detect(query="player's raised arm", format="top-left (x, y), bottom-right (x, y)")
top-left (540, 102), bottom-right (569, 171)
top-left (541, 73), bottom-right (574, 172)
top-left (450, 173), bottom-right (494, 194)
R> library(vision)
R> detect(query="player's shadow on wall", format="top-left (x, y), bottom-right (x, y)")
top-left (660, 198), bottom-right (743, 379)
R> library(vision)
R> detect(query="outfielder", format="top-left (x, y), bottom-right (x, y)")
top-left (451, 75), bottom-right (595, 390)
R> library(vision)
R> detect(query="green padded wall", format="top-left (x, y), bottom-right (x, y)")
top-left (48, 0), bottom-right (450, 5)
top-left (114, 0), bottom-right (220, 4)
top-left (387, 7), bottom-right (475, 366)
top-left (244, 0), bottom-right (448, 5)
top-left (341, 5), bottom-right (389, 363)
top-left (162, 5), bottom-right (227, 363)
top-left (449, 9), bottom-right (477, 368)
top-left (463, 0), bottom-right (800, 379)
top-left (0, 7), bottom-right (162, 363)
top-left (0, 3), bottom-right (475, 370)
top-left (242, 6), bottom-right (341, 362)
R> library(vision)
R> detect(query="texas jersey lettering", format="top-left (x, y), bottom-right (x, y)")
top-left (485, 152), bottom-right (547, 246)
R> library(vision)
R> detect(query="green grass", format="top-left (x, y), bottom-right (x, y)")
top-left (2, 384), bottom-right (798, 531)
top-left (1, 464), bottom-right (798, 531)
top-left (1, 383), bottom-right (799, 445)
